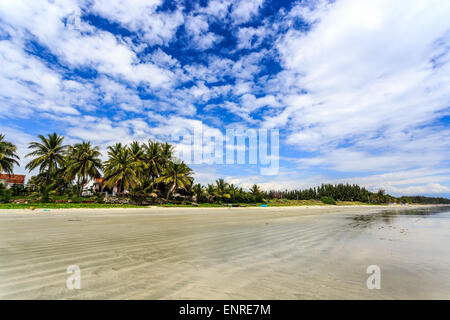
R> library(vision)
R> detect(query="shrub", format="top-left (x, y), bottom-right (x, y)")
top-left (321, 196), bottom-right (336, 205)
top-left (0, 188), bottom-right (11, 204)
top-left (70, 196), bottom-right (82, 204)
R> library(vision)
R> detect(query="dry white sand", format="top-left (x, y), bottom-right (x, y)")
top-left (0, 205), bottom-right (449, 299)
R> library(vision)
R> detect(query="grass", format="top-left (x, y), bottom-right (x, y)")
top-left (159, 203), bottom-right (224, 207)
top-left (0, 203), bottom-right (142, 209)
top-left (267, 199), bottom-right (325, 206)
top-left (0, 199), bottom-right (379, 210)
top-left (336, 201), bottom-right (376, 206)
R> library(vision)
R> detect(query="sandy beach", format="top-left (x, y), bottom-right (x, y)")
top-left (1, 205), bottom-right (449, 299)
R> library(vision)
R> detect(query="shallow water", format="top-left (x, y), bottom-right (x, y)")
top-left (336, 206), bottom-right (450, 299)
top-left (0, 206), bottom-right (449, 299)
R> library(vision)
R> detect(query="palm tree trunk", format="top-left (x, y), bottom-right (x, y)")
top-left (77, 176), bottom-right (81, 197)
top-left (166, 183), bottom-right (175, 201)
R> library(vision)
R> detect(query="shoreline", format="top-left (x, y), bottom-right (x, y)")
top-left (0, 203), bottom-right (444, 214)
top-left (0, 204), bottom-right (445, 219)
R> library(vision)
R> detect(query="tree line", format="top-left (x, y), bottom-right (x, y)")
top-left (264, 184), bottom-right (393, 203)
top-left (1, 133), bottom-right (449, 205)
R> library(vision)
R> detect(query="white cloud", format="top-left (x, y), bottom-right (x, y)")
top-left (1, 0), bottom-right (450, 196)
top-left (270, 0), bottom-right (450, 173)
top-left (0, 39), bottom-right (98, 118)
top-left (185, 14), bottom-right (223, 49)
top-left (0, 0), bottom-right (175, 88)
top-left (231, 0), bottom-right (264, 24)
top-left (198, 0), bottom-right (233, 20)
top-left (90, 0), bottom-right (183, 46)
top-left (236, 25), bottom-right (266, 49)
top-left (388, 183), bottom-right (450, 195)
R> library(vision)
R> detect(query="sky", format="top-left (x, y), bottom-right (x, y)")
top-left (0, 0), bottom-right (450, 197)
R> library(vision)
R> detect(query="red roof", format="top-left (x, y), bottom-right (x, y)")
top-left (0, 174), bottom-right (26, 184)
top-left (94, 178), bottom-right (119, 186)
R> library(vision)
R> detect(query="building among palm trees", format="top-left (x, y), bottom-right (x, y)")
top-left (0, 174), bottom-right (25, 188)
top-left (82, 178), bottom-right (121, 196)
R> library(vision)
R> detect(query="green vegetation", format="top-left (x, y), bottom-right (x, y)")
top-left (265, 184), bottom-right (450, 205)
top-left (0, 203), bottom-right (142, 209)
top-left (320, 196), bottom-right (337, 205)
top-left (65, 142), bottom-right (102, 197)
top-left (0, 132), bottom-right (449, 209)
top-left (0, 183), bottom-right (11, 203)
top-left (25, 133), bottom-right (67, 186)
top-left (0, 134), bottom-right (20, 175)
top-left (398, 196), bottom-right (450, 204)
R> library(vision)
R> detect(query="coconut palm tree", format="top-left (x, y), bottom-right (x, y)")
top-left (159, 142), bottom-right (174, 166)
top-left (205, 184), bottom-right (216, 203)
top-left (25, 133), bottom-right (67, 185)
top-left (128, 141), bottom-right (145, 164)
top-left (249, 184), bottom-right (262, 195)
top-left (192, 183), bottom-right (205, 203)
top-left (0, 134), bottom-right (20, 175)
top-left (128, 141), bottom-right (146, 181)
top-left (214, 178), bottom-right (231, 201)
top-left (228, 183), bottom-right (239, 202)
top-left (144, 141), bottom-right (162, 179)
top-left (65, 142), bottom-right (103, 196)
top-left (103, 143), bottom-right (139, 194)
top-left (249, 184), bottom-right (263, 202)
top-left (156, 160), bottom-right (193, 200)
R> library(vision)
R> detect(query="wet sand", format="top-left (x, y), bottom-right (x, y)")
top-left (0, 205), bottom-right (449, 299)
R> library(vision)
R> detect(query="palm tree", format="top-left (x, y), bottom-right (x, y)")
top-left (65, 142), bottom-right (103, 196)
top-left (159, 142), bottom-right (174, 166)
top-left (143, 141), bottom-right (162, 179)
top-left (156, 160), bottom-right (193, 200)
top-left (228, 184), bottom-right (239, 202)
top-left (128, 141), bottom-right (146, 182)
top-left (128, 141), bottom-right (145, 164)
top-left (192, 183), bottom-right (205, 203)
top-left (103, 143), bottom-right (139, 194)
top-left (0, 134), bottom-right (20, 175)
top-left (31, 184), bottom-right (57, 203)
top-left (249, 184), bottom-right (262, 195)
top-left (25, 133), bottom-right (67, 185)
top-left (249, 184), bottom-right (263, 202)
top-left (214, 178), bottom-right (231, 201)
top-left (205, 184), bottom-right (216, 203)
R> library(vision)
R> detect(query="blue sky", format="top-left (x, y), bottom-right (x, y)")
top-left (1, 0), bottom-right (450, 196)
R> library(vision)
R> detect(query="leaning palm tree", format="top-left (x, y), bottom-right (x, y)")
top-left (103, 143), bottom-right (139, 194)
top-left (65, 142), bottom-right (103, 196)
top-left (156, 160), bottom-right (193, 200)
top-left (0, 134), bottom-right (20, 175)
top-left (25, 133), bottom-right (67, 185)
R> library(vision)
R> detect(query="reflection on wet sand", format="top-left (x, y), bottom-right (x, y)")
top-left (0, 205), bottom-right (449, 299)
